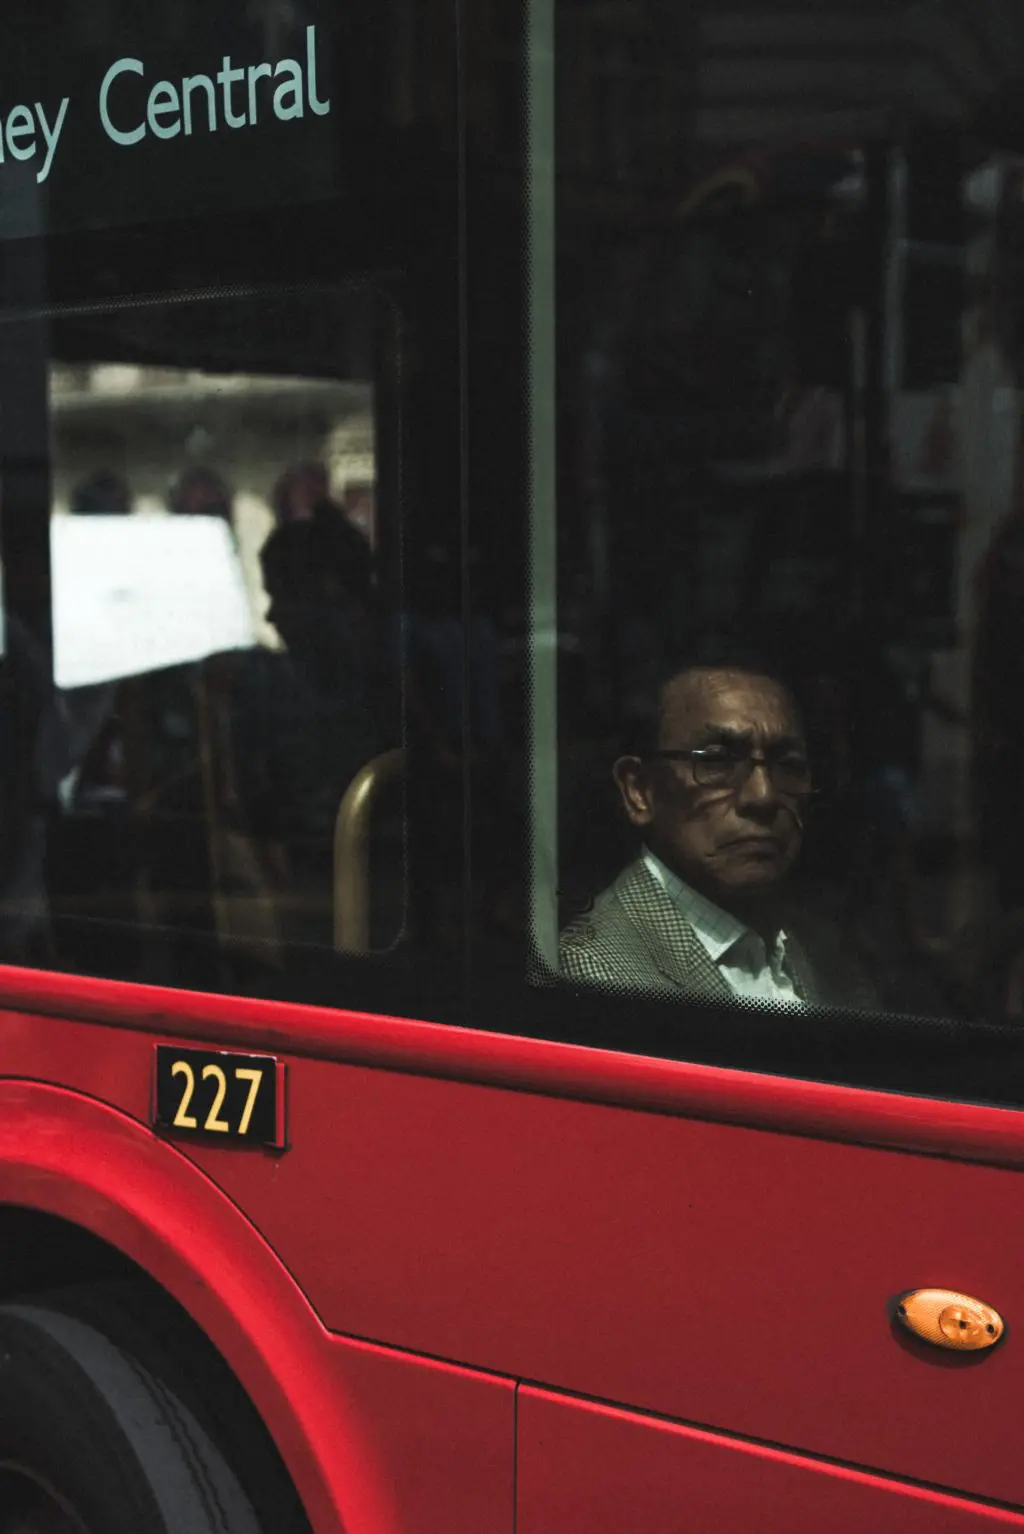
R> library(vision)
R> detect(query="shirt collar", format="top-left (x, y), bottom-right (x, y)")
top-left (642, 848), bottom-right (752, 962)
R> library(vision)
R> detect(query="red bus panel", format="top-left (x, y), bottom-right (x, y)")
top-left (517, 1386), bottom-right (1024, 1533)
top-left (1, 979), bottom-right (1023, 1513)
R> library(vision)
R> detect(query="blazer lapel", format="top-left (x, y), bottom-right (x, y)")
top-left (610, 860), bottom-right (731, 1000)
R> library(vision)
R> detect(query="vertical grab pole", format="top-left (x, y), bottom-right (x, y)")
top-left (527, 0), bottom-right (559, 975)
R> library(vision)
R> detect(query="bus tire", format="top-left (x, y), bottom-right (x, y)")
top-left (0, 1300), bottom-right (265, 1533)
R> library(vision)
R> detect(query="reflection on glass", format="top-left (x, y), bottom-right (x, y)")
top-left (0, 289), bottom-right (407, 980)
top-left (549, 0), bottom-right (1024, 1025)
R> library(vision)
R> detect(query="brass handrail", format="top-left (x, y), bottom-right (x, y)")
top-left (675, 165), bottom-right (759, 222)
top-left (333, 747), bottom-right (406, 952)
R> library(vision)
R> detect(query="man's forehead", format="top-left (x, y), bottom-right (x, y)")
top-left (661, 667), bottom-right (801, 733)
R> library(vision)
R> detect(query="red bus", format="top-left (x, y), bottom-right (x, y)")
top-left (1, 1), bottom-right (1024, 1530)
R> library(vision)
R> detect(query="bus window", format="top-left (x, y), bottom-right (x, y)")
top-left (0, 285), bottom-right (410, 986)
top-left (38, 288), bottom-right (398, 983)
top-left (0, 0), bottom-right (465, 1015)
top-left (488, 0), bottom-right (1024, 1099)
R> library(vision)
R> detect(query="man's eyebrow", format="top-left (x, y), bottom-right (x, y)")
top-left (688, 724), bottom-right (752, 746)
top-left (688, 725), bottom-right (806, 749)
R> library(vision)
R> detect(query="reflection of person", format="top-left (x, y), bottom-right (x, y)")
top-left (270, 462), bottom-right (330, 526)
top-left (69, 469), bottom-right (132, 515)
top-left (559, 657), bottom-right (875, 1008)
top-left (229, 518), bottom-right (378, 930)
top-left (168, 466), bottom-right (234, 524)
top-left (307, 495), bottom-right (374, 605)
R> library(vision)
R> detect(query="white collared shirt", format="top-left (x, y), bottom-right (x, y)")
top-left (643, 849), bottom-right (802, 1006)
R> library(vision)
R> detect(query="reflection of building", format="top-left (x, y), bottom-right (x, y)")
top-left (50, 364), bottom-right (374, 646)
top-left (553, 2), bottom-right (696, 188)
top-left (326, 414), bottom-right (376, 531)
top-left (694, 3), bottom-right (1005, 149)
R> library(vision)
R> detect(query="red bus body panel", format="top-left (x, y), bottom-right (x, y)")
top-left (517, 1388), bottom-right (1024, 1532)
top-left (0, 1076), bottom-right (514, 1534)
top-left (0, 966), bottom-right (1021, 1526)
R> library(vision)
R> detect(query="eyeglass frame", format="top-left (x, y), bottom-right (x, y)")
top-left (642, 744), bottom-right (815, 795)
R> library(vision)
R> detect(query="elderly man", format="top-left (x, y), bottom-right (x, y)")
top-left (560, 657), bottom-right (875, 1009)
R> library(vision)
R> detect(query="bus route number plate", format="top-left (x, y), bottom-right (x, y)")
top-left (153, 1046), bottom-right (284, 1149)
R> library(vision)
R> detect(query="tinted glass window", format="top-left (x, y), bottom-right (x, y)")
top-left (7, 0), bottom-right (1024, 1104)
top-left (502, 0), bottom-right (1024, 1094)
top-left (33, 288), bottom-right (400, 982)
top-left (0, 0), bottom-right (466, 1022)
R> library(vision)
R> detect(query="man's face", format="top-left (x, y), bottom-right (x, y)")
top-left (614, 668), bottom-right (808, 908)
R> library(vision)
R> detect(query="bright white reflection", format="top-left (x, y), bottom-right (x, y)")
top-left (51, 513), bottom-right (256, 690)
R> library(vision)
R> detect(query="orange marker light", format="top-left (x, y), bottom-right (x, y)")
top-left (895, 1289), bottom-right (1005, 1352)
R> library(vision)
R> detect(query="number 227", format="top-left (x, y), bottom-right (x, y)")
top-left (170, 1060), bottom-right (264, 1135)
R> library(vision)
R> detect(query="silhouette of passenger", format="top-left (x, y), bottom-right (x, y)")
top-left (229, 518), bottom-right (379, 926)
top-left (69, 469), bottom-right (132, 515)
top-left (168, 466), bottom-right (234, 524)
top-left (270, 462), bottom-right (330, 526)
top-left (306, 495), bottom-right (374, 606)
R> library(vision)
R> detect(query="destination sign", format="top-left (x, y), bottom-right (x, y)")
top-left (0, 3), bottom-right (343, 239)
top-left (0, 26), bottom-right (328, 187)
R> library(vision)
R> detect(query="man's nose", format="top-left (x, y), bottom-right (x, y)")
top-left (735, 760), bottom-right (780, 815)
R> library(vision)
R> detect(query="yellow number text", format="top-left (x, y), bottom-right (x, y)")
top-left (201, 1063), bottom-right (231, 1132)
top-left (235, 1067), bottom-right (264, 1136)
top-left (170, 1060), bottom-right (198, 1130)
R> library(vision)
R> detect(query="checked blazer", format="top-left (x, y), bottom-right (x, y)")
top-left (559, 857), bottom-right (877, 1011)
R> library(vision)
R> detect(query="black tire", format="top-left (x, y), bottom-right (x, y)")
top-left (0, 1300), bottom-right (265, 1534)
top-left (33, 1279), bottom-right (310, 1533)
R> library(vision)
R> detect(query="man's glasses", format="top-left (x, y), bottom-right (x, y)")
top-left (646, 745), bottom-right (813, 795)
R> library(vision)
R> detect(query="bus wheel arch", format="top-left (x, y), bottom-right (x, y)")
top-left (0, 1288), bottom-right (270, 1534)
top-left (0, 1216), bottom-right (310, 1534)
top-left (0, 1081), bottom-right (397, 1534)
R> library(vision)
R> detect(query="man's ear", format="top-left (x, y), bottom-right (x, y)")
top-left (613, 755), bottom-right (655, 827)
